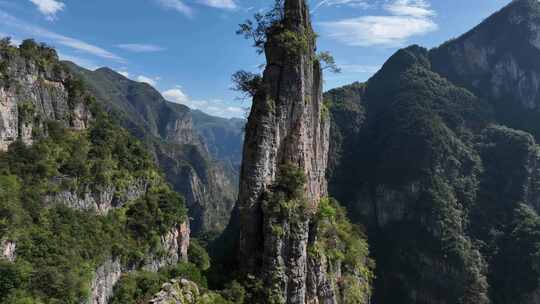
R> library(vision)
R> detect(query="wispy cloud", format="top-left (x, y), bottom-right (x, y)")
top-left (155, 0), bottom-right (193, 17)
top-left (163, 87), bottom-right (246, 118)
top-left (198, 0), bottom-right (237, 10)
top-left (0, 9), bottom-right (124, 62)
top-left (312, 0), bottom-right (371, 12)
top-left (384, 0), bottom-right (434, 17)
top-left (28, 0), bottom-right (65, 21)
top-left (116, 43), bottom-right (165, 52)
top-left (319, 0), bottom-right (437, 47)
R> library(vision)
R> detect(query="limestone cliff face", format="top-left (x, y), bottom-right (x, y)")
top-left (236, 1), bottom-right (370, 303)
top-left (0, 42), bottom-right (192, 304)
top-left (430, 0), bottom-right (540, 136)
top-left (45, 177), bottom-right (150, 215)
top-left (238, 0), bottom-right (327, 266)
top-left (0, 45), bottom-right (91, 151)
top-left (86, 257), bottom-right (123, 304)
top-left (0, 239), bottom-right (16, 262)
top-left (86, 222), bottom-right (190, 304)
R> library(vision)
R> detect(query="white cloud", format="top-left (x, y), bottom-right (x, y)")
top-left (163, 87), bottom-right (246, 118)
top-left (198, 0), bottom-right (237, 10)
top-left (155, 0), bottom-right (193, 16)
top-left (28, 0), bottom-right (65, 21)
top-left (319, 0), bottom-right (437, 47)
top-left (137, 75), bottom-right (159, 86)
top-left (0, 9), bottom-right (125, 62)
top-left (116, 43), bottom-right (165, 52)
top-left (163, 88), bottom-right (189, 104)
top-left (117, 71), bottom-right (130, 78)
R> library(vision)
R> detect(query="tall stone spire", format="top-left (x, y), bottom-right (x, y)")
top-left (236, 0), bottom-right (332, 302)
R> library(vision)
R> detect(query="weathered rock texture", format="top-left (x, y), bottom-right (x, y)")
top-left (150, 279), bottom-right (201, 304)
top-left (86, 257), bottom-right (123, 304)
top-left (0, 239), bottom-right (16, 262)
top-left (0, 45), bottom-right (91, 151)
top-left (45, 177), bottom-right (150, 215)
top-left (86, 221), bottom-right (190, 304)
top-left (239, 0), bottom-right (328, 269)
top-left (142, 221), bottom-right (191, 272)
top-left (237, 1), bottom-right (370, 303)
top-left (149, 278), bottom-right (225, 304)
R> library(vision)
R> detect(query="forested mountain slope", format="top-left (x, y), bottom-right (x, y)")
top-left (0, 39), bottom-right (206, 304)
top-left (326, 0), bottom-right (540, 303)
top-left (66, 64), bottom-right (244, 234)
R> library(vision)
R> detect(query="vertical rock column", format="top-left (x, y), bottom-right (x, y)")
top-left (237, 0), bottom-right (330, 303)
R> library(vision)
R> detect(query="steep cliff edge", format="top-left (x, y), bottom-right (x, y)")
top-left (236, 1), bottom-right (372, 303)
top-left (431, 0), bottom-right (540, 138)
top-left (0, 39), bottom-right (91, 151)
top-left (0, 40), bottom-right (193, 304)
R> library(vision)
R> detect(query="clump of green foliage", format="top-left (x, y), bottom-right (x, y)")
top-left (231, 70), bottom-right (263, 99)
top-left (188, 239), bottom-right (211, 272)
top-left (109, 262), bottom-right (207, 304)
top-left (110, 260), bottom-right (246, 304)
top-left (488, 204), bottom-right (540, 303)
top-left (236, 0), bottom-right (285, 55)
top-left (0, 39), bottom-right (61, 75)
top-left (263, 162), bottom-right (309, 223)
top-left (317, 51), bottom-right (341, 74)
top-left (310, 197), bottom-right (374, 303)
top-left (233, 0), bottom-right (339, 100)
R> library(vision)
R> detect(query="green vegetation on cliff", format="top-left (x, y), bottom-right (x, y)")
top-left (0, 41), bottom-right (189, 303)
top-left (0, 111), bottom-right (187, 303)
top-left (327, 46), bottom-right (492, 303)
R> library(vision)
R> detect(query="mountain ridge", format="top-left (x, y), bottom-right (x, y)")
top-left (65, 62), bottom-right (244, 234)
top-left (326, 1), bottom-right (540, 303)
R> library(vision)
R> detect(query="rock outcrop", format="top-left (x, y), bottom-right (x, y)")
top-left (0, 239), bottom-right (16, 262)
top-left (0, 41), bottom-right (91, 151)
top-left (142, 221), bottom-right (191, 272)
top-left (149, 278), bottom-right (226, 304)
top-left (87, 257), bottom-right (123, 304)
top-left (45, 178), bottom-right (150, 215)
top-left (237, 1), bottom-right (371, 303)
top-left (86, 221), bottom-right (190, 304)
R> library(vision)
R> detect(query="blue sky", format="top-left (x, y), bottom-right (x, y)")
top-left (0, 0), bottom-right (512, 118)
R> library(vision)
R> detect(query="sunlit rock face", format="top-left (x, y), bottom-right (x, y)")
top-left (236, 1), bottom-right (373, 303)
top-left (0, 47), bottom-right (91, 151)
